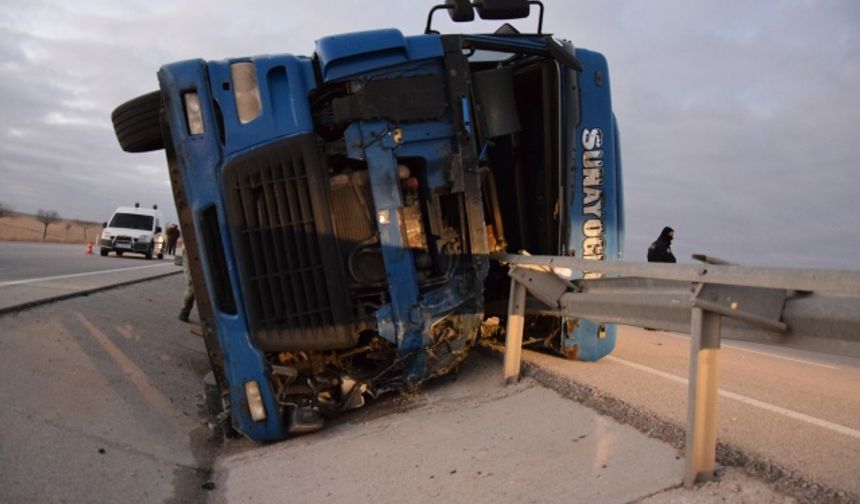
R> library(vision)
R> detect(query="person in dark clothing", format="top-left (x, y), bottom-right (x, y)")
top-left (165, 224), bottom-right (180, 255)
top-left (647, 226), bottom-right (676, 263)
top-left (178, 246), bottom-right (195, 322)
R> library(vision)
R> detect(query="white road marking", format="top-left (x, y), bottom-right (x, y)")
top-left (0, 264), bottom-right (173, 288)
top-left (606, 355), bottom-right (860, 440)
top-left (654, 331), bottom-right (839, 370)
top-left (722, 343), bottom-right (840, 370)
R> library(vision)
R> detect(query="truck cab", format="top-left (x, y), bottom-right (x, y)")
top-left (99, 204), bottom-right (164, 259)
top-left (111, 0), bottom-right (623, 442)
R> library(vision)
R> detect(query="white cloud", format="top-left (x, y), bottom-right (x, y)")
top-left (43, 112), bottom-right (107, 128)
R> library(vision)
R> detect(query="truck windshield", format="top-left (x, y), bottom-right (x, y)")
top-left (109, 213), bottom-right (153, 231)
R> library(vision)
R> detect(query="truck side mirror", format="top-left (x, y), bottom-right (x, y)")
top-left (155, 226), bottom-right (162, 233)
top-left (426, 0), bottom-right (545, 35)
top-left (474, 0), bottom-right (530, 20)
top-left (102, 222), bottom-right (107, 228)
top-left (446, 0), bottom-right (475, 21)
top-left (427, 1), bottom-right (472, 33)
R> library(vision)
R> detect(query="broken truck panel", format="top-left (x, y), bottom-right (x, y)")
top-left (112, 1), bottom-right (623, 442)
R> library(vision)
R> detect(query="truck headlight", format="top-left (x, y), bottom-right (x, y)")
top-left (138, 234), bottom-right (149, 241)
top-left (101, 230), bottom-right (111, 239)
top-left (244, 381), bottom-right (267, 422)
top-left (184, 92), bottom-right (205, 136)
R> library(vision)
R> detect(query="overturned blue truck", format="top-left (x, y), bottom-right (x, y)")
top-left (111, 0), bottom-right (623, 442)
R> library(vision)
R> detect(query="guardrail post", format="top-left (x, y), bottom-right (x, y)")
top-left (684, 304), bottom-right (722, 487)
top-left (503, 277), bottom-right (527, 384)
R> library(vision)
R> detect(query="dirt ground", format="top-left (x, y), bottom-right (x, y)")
top-left (0, 214), bottom-right (102, 244)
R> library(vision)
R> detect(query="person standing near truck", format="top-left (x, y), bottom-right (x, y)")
top-left (178, 247), bottom-right (195, 322)
top-left (165, 224), bottom-right (180, 256)
top-left (647, 226), bottom-right (676, 263)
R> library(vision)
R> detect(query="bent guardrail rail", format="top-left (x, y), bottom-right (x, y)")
top-left (491, 253), bottom-right (860, 488)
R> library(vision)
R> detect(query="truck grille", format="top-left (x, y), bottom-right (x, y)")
top-left (223, 134), bottom-right (354, 351)
top-left (329, 173), bottom-right (386, 287)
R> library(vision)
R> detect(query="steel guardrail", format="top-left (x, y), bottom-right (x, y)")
top-left (493, 253), bottom-right (860, 487)
top-left (491, 253), bottom-right (860, 296)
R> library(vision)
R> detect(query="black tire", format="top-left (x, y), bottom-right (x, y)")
top-left (144, 245), bottom-right (153, 260)
top-left (100, 248), bottom-right (109, 257)
top-left (111, 91), bottom-right (165, 153)
top-left (116, 251), bottom-right (124, 257)
top-left (157, 253), bottom-right (164, 260)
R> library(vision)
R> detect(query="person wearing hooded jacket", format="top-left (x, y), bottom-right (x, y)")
top-left (648, 226), bottom-right (676, 263)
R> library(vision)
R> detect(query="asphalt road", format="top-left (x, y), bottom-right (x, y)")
top-left (0, 242), bottom-right (179, 312)
top-left (0, 274), bottom-right (212, 504)
top-left (0, 242), bottom-right (163, 281)
top-left (520, 326), bottom-right (860, 499)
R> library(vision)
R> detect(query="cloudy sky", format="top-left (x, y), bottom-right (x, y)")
top-left (1, 1), bottom-right (858, 269)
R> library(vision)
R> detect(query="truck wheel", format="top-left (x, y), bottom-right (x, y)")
top-left (144, 245), bottom-right (153, 260)
top-left (111, 91), bottom-right (164, 153)
top-left (100, 248), bottom-right (109, 257)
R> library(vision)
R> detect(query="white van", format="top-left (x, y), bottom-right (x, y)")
top-left (99, 203), bottom-right (164, 259)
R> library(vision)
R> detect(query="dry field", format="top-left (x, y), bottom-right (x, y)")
top-left (0, 214), bottom-right (102, 244)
